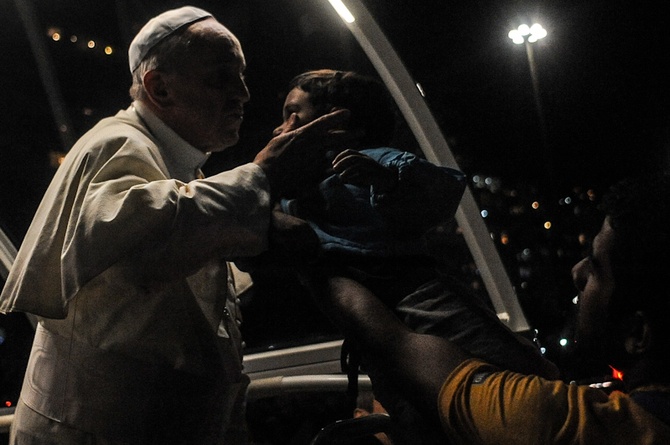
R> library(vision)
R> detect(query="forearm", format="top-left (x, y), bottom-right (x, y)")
top-left (313, 273), bottom-right (471, 416)
top-left (75, 163), bottom-right (271, 284)
top-left (324, 275), bottom-right (408, 352)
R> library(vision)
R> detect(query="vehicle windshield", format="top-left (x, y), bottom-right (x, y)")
top-left (1, 0), bottom-right (668, 404)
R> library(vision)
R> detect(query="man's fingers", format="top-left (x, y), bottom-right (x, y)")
top-left (291, 109), bottom-right (351, 137)
top-left (284, 109), bottom-right (359, 159)
top-left (284, 113), bottom-right (299, 133)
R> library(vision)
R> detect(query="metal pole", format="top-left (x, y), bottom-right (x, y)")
top-left (525, 41), bottom-right (547, 143)
top-left (525, 40), bottom-right (555, 196)
top-left (330, 0), bottom-right (531, 332)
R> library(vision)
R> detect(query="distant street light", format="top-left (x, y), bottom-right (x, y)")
top-left (508, 23), bottom-right (547, 45)
top-left (508, 23), bottom-right (547, 141)
top-left (509, 23), bottom-right (556, 196)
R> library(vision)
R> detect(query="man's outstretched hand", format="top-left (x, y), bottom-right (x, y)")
top-left (253, 109), bottom-right (354, 199)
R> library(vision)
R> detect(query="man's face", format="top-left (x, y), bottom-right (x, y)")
top-left (162, 19), bottom-right (250, 153)
top-left (571, 216), bottom-right (617, 361)
top-left (272, 87), bottom-right (320, 136)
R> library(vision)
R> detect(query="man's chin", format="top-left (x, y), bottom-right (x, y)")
top-left (210, 133), bottom-right (240, 153)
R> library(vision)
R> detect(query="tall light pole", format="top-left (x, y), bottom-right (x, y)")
top-left (509, 23), bottom-right (555, 196)
top-left (509, 24), bottom-right (548, 139)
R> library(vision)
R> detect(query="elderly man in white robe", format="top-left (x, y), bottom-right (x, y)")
top-left (0, 6), bottom-right (349, 444)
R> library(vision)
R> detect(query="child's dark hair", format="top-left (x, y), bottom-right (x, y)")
top-left (288, 69), bottom-right (397, 148)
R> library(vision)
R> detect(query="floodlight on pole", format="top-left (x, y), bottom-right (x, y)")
top-left (508, 24), bottom-right (548, 122)
top-left (508, 23), bottom-right (555, 195)
top-left (508, 23), bottom-right (547, 44)
top-left (507, 24), bottom-right (546, 117)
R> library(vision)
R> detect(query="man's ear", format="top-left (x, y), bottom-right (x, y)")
top-left (623, 311), bottom-right (652, 355)
top-left (143, 70), bottom-right (172, 108)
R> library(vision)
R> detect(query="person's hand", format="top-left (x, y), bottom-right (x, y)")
top-left (268, 205), bottom-right (320, 264)
top-left (236, 205), bottom-right (320, 273)
top-left (253, 109), bottom-right (354, 199)
top-left (332, 149), bottom-right (398, 192)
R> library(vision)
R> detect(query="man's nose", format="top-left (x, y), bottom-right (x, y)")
top-left (233, 78), bottom-right (251, 103)
top-left (239, 82), bottom-right (251, 103)
top-left (571, 258), bottom-right (586, 291)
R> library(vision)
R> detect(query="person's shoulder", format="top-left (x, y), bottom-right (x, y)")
top-left (66, 109), bottom-right (158, 168)
top-left (85, 109), bottom-right (155, 149)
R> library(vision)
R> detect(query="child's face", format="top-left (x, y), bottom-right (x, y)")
top-left (272, 87), bottom-right (321, 136)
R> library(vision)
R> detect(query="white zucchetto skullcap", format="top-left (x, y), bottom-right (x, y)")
top-left (128, 6), bottom-right (213, 73)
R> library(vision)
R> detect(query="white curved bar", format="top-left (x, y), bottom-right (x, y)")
top-left (326, 0), bottom-right (530, 332)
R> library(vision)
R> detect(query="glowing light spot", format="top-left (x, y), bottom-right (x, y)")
top-left (70, 35), bottom-right (78, 43)
top-left (543, 221), bottom-right (552, 229)
top-left (88, 40), bottom-right (95, 48)
top-left (104, 46), bottom-right (113, 55)
top-left (531, 201), bottom-right (539, 209)
top-left (52, 32), bottom-right (61, 41)
top-left (328, 0), bottom-right (355, 23)
top-left (47, 27), bottom-right (60, 38)
top-left (415, 82), bottom-right (425, 97)
top-left (49, 151), bottom-right (67, 168)
top-left (480, 209), bottom-right (489, 218)
top-left (559, 338), bottom-right (569, 347)
top-left (610, 366), bottom-right (624, 381)
top-left (509, 23), bottom-right (546, 44)
top-left (4, 400), bottom-right (11, 407)
top-left (572, 295), bottom-right (579, 305)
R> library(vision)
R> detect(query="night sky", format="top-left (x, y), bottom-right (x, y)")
top-left (0, 0), bottom-right (669, 372)
top-left (2, 1), bottom-right (668, 209)
top-left (366, 0), bottom-right (670, 191)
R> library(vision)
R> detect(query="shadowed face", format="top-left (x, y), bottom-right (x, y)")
top-left (273, 87), bottom-right (320, 136)
top-left (160, 18), bottom-right (250, 152)
top-left (571, 217), bottom-right (617, 361)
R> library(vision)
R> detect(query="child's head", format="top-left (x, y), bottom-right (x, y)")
top-left (274, 69), bottom-right (397, 149)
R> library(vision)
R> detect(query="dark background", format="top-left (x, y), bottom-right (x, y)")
top-left (3, 1), bottom-right (669, 196)
top-left (1, 0), bottom-right (669, 381)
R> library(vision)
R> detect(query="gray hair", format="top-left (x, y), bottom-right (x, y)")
top-left (129, 25), bottom-right (198, 101)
